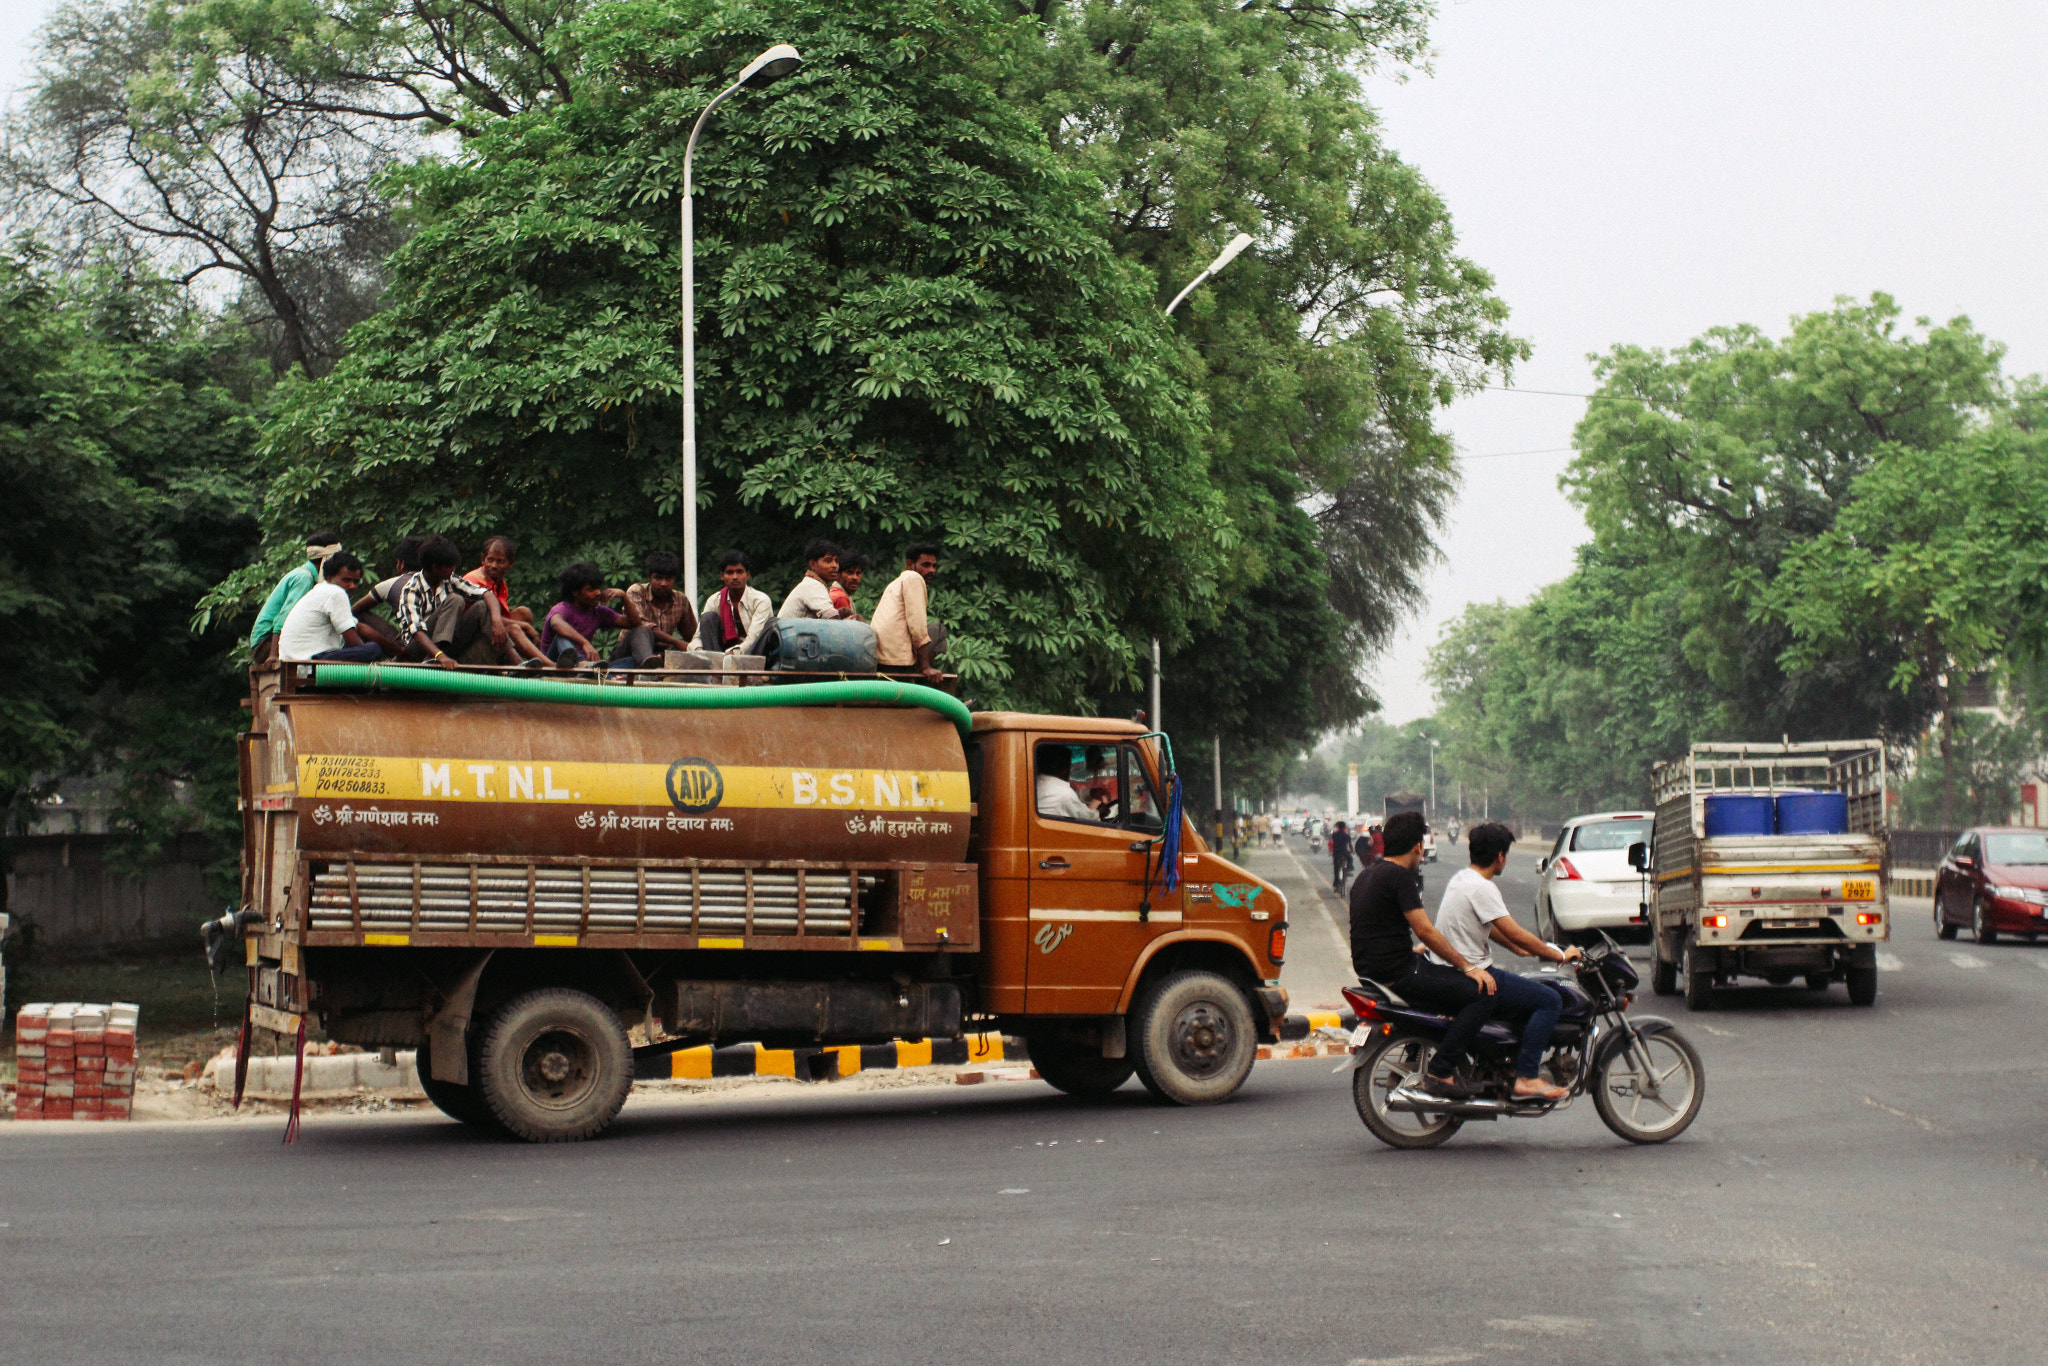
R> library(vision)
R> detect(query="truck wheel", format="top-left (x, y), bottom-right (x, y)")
top-left (475, 988), bottom-right (632, 1142)
top-left (1028, 1036), bottom-right (1136, 1099)
top-left (1130, 971), bottom-right (1257, 1106)
top-left (415, 1037), bottom-right (503, 1134)
top-left (1846, 965), bottom-right (1878, 1006)
top-left (1651, 945), bottom-right (1678, 996)
top-left (1682, 937), bottom-right (1713, 1012)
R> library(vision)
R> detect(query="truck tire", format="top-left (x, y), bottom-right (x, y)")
top-left (1682, 937), bottom-right (1713, 1012)
top-left (1846, 964), bottom-right (1878, 1006)
top-left (1129, 970), bottom-right (1257, 1106)
top-left (1028, 1036), bottom-right (1136, 1099)
top-left (415, 1037), bottom-right (503, 1134)
top-left (1651, 945), bottom-right (1678, 997)
top-left (475, 987), bottom-right (632, 1142)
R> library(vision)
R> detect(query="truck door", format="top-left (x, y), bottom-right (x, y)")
top-left (1026, 739), bottom-right (1171, 1015)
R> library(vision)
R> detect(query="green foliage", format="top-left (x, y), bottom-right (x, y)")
top-left (216, 0), bottom-right (1247, 710)
top-left (1011, 0), bottom-right (1523, 764)
top-left (1430, 296), bottom-right (2045, 819)
top-left (0, 244), bottom-right (261, 874)
top-left (1286, 716), bottom-right (1444, 812)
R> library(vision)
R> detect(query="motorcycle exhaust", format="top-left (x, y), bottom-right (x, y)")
top-left (1385, 1086), bottom-right (1512, 1118)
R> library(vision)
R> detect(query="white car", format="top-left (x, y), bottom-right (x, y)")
top-left (1535, 810), bottom-right (1655, 944)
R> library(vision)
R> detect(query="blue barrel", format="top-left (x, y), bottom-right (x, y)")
top-left (1703, 794), bottom-right (1775, 837)
top-left (763, 618), bottom-right (879, 673)
top-left (1775, 790), bottom-right (1849, 835)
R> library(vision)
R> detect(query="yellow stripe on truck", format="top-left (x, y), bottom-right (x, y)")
top-left (296, 754), bottom-right (968, 813)
top-left (1700, 863), bottom-right (1883, 875)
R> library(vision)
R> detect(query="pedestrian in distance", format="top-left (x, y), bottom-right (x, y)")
top-left (1330, 819), bottom-right (1355, 891)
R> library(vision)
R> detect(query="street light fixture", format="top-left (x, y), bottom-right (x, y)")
top-left (1154, 230), bottom-right (1255, 832)
top-left (680, 43), bottom-right (803, 610)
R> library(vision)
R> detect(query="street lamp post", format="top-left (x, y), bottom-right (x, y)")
top-left (1429, 739), bottom-right (1439, 818)
top-left (681, 43), bottom-right (803, 609)
top-left (1157, 231), bottom-right (1253, 831)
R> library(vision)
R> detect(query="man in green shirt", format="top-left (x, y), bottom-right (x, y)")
top-left (249, 529), bottom-right (342, 665)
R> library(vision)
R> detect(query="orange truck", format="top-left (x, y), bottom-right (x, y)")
top-left (230, 663), bottom-right (1289, 1140)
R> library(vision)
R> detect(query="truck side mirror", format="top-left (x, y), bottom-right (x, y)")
top-left (1627, 841), bottom-right (1649, 872)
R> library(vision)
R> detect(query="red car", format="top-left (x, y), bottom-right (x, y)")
top-left (1933, 827), bottom-right (2048, 943)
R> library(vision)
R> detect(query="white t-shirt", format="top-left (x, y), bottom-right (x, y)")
top-left (1036, 773), bottom-right (1100, 823)
top-left (1426, 866), bottom-right (1513, 970)
top-left (778, 575), bottom-right (844, 620)
top-left (279, 581), bottom-right (358, 660)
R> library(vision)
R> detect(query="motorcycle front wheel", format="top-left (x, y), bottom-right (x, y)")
top-left (1352, 1033), bottom-right (1464, 1150)
top-left (1592, 1025), bottom-right (1704, 1144)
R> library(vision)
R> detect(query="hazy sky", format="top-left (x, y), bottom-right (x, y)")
top-left (6, 2), bottom-right (2047, 727)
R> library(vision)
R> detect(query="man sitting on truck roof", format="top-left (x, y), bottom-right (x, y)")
top-left (614, 549), bottom-right (698, 668)
top-left (248, 528), bottom-right (341, 666)
top-left (695, 549), bottom-right (772, 655)
top-left (832, 550), bottom-right (868, 620)
top-left (463, 536), bottom-right (548, 667)
top-left (779, 539), bottom-right (851, 620)
top-left (1035, 744), bottom-right (1102, 823)
top-left (277, 552), bottom-right (385, 663)
top-left (393, 536), bottom-right (506, 668)
top-left (873, 542), bottom-right (943, 684)
top-left (1422, 822), bottom-right (1582, 1102)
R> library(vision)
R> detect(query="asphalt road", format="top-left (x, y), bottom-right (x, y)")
top-left (6, 850), bottom-right (2047, 1366)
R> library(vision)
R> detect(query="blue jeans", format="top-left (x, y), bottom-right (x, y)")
top-left (312, 642), bottom-right (383, 663)
top-left (1489, 968), bottom-right (1566, 1079)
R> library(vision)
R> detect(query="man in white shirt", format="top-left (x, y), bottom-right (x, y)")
top-left (1034, 744), bottom-right (1101, 823)
top-left (1426, 822), bottom-right (1581, 1101)
top-left (778, 539), bottom-right (850, 620)
top-left (872, 542), bottom-right (942, 683)
top-left (278, 553), bottom-right (384, 663)
top-left (696, 549), bottom-right (773, 655)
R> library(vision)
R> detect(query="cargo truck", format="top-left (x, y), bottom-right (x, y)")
top-left (231, 663), bottom-right (1290, 1140)
top-left (1646, 741), bottom-right (1889, 1010)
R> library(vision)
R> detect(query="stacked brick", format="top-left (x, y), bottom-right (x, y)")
top-left (13, 1003), bottom-right (139, 1121)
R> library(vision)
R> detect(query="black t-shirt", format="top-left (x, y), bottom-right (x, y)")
top-left (1351, 859), bottom-right (1425, 982)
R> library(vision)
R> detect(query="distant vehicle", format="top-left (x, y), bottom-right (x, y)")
top-left (1535, 811), bottom-right (1655, 945)
top-left (1933, 827), bottom-right (2048, 943)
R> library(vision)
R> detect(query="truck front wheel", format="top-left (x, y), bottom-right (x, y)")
top-left (476, 987), bottom-right (632, 1142)
top-left (1130, 971), bottom-right (1257, 1106)
top-left (1027, 1036), bottom-right (1136, 1099)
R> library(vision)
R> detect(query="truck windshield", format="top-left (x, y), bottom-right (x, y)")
top-left (1572, 819), bottom-right (1651, 852)
top-left (1983, 832), bottom-right (2048, 865)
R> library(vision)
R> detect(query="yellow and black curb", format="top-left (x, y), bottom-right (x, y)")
top-left (633, 1032), bottom-right (1023, 1083)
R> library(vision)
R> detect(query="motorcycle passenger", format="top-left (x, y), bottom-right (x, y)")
top-left (1351, 811), bottom-right (1562, 1100)
top-left (1425, 822), bottom-right (1582, 1101)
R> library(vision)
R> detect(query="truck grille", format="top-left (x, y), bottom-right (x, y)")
top-left (307, 865), bottom-right (858, 935)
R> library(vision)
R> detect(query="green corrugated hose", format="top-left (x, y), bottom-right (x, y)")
top-left (308, 663), bottom-right (974, 737)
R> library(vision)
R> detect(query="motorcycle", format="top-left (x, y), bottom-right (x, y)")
top-left (1341, 932), bottom-right (1705, 1149)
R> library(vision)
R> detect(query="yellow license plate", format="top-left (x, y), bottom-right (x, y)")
top-left (1841, 879), bottom-right (1876, 902)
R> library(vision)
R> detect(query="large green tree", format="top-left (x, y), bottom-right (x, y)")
top-left (211, 0), bottom-right (1229, 709)
top-left (0, 245), bottom-right (261, 884)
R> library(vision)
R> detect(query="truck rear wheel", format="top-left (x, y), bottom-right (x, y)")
top-left (1846, 964), bottom-right (1878, 1006)
top-left (1130, 970), bottom-right (1257, 1106)
top-left (1682, 937), bottom-right (1714, 1012)
top-left (475, 988), bottom-right (632, 1142)
top-left (1027, 1036), bottom-right (1136, 1098)
top-left (1651, 945), bottom-right (1678, 997)
top-left (415, 1037), bottom-right (502, 1134)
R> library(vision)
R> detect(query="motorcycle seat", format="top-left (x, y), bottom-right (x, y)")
top-left (1357, 976), bottom-right (1412, 1008)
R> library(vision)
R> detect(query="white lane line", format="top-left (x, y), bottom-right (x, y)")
top-left (1947, 953), bottom-right (1988, 969)
top-left (1876, 952), bottom-right (1905, 972)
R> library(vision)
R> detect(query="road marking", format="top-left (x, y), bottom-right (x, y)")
top-left (1876, 952), bottom-right (1905, 971)
top-left (1947, 953), bottom-right (1988, 970)
top-left (1698, 1024), bottom-right (1737, 1037)
top-left (1284, 847), bottom-right (1354, 963)
top-left (1864, 1095), bottom-right (1950, 1136)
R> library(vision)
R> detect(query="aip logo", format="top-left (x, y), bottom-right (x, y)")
top-left (665, 758), bottom-right (724, 813)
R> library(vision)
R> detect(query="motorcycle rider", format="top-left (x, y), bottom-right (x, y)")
top-left (1350, 812), bottom-right (1577, 1101)
top-left (1424, 822), bottom-right (1582, 1101)
top-left (1329, 820), bottom-right (1355, 891)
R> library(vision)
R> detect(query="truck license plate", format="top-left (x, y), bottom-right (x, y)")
top-left (1776, 919), bottom-right (1819, 929)
top-left (1842, 879), bottom-right (1876, 901)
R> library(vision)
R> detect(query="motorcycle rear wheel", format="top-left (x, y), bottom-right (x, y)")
top-left (1592, 1026), bottom-right (1704, 1144)
top-left (1352, 1033), bottom-right (1464, 1150)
